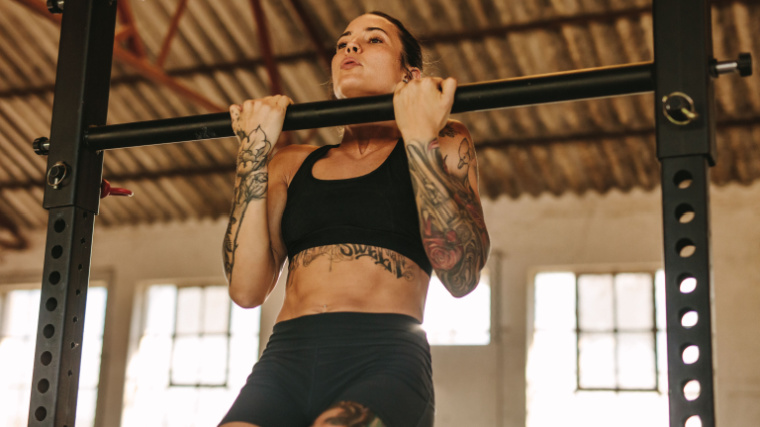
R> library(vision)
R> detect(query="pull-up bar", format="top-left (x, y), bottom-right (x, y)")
top-left (85, 62), bottom-right (653, 151)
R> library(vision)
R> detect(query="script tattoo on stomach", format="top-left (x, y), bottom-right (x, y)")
top-left (289, 244), bottom-right (415, 280)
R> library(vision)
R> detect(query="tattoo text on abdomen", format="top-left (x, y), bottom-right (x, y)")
top-left (337, 244), bottom-right (412, 279)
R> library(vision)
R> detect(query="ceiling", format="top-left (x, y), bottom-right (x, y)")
top-left (0, 0), bottom-right (758, 249)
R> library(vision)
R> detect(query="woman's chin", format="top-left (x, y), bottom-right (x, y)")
top-left (334, 82), bottom-right (394, 99)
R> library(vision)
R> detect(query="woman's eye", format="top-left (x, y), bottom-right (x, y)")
top-left (369, 37), bottom-right (382, 43)
top-left (336, 42), bottom-right (347, 50)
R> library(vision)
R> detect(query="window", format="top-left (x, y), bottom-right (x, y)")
top-left (422, 268), bottom-right (491, 345)
top-left (122, 284), bottom-right (260, 427)
top-left (0, 283), bottom-right (107, 427)
top-left (527, 270), bottom-right (668, 427)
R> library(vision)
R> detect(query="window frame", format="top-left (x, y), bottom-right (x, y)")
top-left (0, 276), bottom-right (110, 427)
top-left (573, 270), bottom-right (662, 393)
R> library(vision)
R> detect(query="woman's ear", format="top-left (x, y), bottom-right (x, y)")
top-left (408, 67), bottom-right (422, 80)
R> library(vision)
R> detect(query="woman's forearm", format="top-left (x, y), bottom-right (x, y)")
top-left (223, 125), bottom-right (279, 307)
top-left (405, 137), bottom-right (490, 297)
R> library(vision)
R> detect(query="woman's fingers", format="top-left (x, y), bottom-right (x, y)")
top-left (440, 77), bottom-right (457, 109)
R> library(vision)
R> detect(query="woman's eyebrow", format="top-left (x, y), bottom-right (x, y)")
top-left (338, 27), bottom-right (390, 39)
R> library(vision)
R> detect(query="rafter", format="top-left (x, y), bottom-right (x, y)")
top-left (250, 0), bottom-right (283, 95)
top-left (116, 0), bottom-right (146, 58)
top-left (288, 0), bottom-right (332, 71)
top-left (156, 0), bottom-right (189, 68)
top-left (11, 0), bottom-right (224, 112)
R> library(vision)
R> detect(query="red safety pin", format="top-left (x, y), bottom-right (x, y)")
top-left (100, 179), bottom-right (134, 199)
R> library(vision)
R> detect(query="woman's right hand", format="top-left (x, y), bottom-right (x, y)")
top-left (230, 95), bottom-right (293, 165)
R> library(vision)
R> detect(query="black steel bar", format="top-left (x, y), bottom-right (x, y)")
top-left (30, 0), bottom-right (117, 426)
top-left (654, 0), bottom-right (717, 426)
top-left (85, 62), bottom-right (654, 151)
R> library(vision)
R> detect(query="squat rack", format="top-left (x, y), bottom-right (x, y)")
top-left (28, 0), bottom-right (751, 426)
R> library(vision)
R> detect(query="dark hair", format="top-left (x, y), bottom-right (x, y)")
top-left (367, 11), bottom-right (423, 72)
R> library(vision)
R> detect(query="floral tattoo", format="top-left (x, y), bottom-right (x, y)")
top-left (223, 125), bottom-right (272, 282)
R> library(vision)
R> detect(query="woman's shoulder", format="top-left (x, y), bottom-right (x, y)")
top-left (271, 143), bottom-right (320, 165)
top-left (269, 143), bottom-right (322, 184)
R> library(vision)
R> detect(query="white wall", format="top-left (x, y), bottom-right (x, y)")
top-left (1, 182), bottom-right (758, 427)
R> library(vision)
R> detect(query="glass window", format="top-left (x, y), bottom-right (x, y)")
top-left (422, 269), bottom-right (491, 345)
top-left (527, 270), bottom-right (668, 427)
top-left (0, 284), bottom-right (107, 427)
top-left (121, 284), bottom-right (260, 427)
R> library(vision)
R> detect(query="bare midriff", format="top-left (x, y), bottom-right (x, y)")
top-left (276, 244), bottom-right (430, 323)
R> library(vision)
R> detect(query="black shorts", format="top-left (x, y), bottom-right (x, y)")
top-left (219, 312), bottom-right (434, 427)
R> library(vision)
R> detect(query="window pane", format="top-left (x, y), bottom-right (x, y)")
top-left (655, 271), bottom-right (667, 330)
top-left (176, 287), bottom-right (202, 334)
top-left (203, 287), bottom-right (230, 334)
top-left (198, 335), bottom-right (229, 385)
top-left (131, 336), bottom-right (173, 387)
top-left (527, 330), bottom-right (578, 393)
top-left (534, 272), bottom-right (576, 330)
top-left (616, 273), bottom-right (653, 330)
top-left (618, 332), bottom-right (656, 389)
top-left (578, 332), bottom-right (616, 389)
top-left (145, 285), bottom-right (176, 335)
top-left (171, 336), bottom-right (201, 385)
top-left (578, 274), bottom-right (614, 331)
top-left (3, 290), bottom-right (39, 336)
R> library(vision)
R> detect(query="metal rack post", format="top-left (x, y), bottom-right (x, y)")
top-left (654, 0), bottom-right (717, 426)
top-left (29, 0), bottom-right (117, 425)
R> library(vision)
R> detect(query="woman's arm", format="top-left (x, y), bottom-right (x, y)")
top-left (223, 96), bottom-right (291, 308)
top-left (394, 79), bottom-right (491, 297)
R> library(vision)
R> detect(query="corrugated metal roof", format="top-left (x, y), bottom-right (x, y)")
top-left (0, 0), bottom-right (758, 244)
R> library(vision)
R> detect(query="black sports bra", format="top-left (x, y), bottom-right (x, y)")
top-left (280, 139), bottom-right (432, 275)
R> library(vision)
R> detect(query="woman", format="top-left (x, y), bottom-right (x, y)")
top-left (220, 11), bottom-right (490, 427)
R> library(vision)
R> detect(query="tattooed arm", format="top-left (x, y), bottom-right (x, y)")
top-left (394, 78), bottom-right (490, 297)
top-left (223, 96), bottom-right (292, 308)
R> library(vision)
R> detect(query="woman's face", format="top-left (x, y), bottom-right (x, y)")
top-left (331, 14), bottom-right (408, 99)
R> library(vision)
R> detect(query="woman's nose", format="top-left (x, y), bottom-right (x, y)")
top-left (345, 41), bottom-right (360, 53)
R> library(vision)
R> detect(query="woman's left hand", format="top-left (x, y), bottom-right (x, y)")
top-left (393, 77), bottom-right (457, 143)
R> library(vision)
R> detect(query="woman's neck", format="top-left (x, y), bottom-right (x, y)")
top-left (341, 123), bottom-right (401, 155)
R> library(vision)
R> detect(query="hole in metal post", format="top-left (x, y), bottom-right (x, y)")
top-left (45, 298), bottom-right (57, 312)
top-left (37, 379), bottom-right (50, 393)
top-left (73, 316), bottom-right (78, 323)
top-left (676, 239), bottom-right (696, 257)
top-left (674, 170), bottom-right (693, 189)
top-left (49, 271), bottom-right (61, 285)
top-left (51, 245), bottom-right (63, 258)
top-left (54, 219), bottom-right (66, 232)
top-left (684, 415), bottom-right (702, 427)
top-left (41, 352), bottom-right (52, 365)
top-left (682, 345), bottom-right (700, 364)
top-left (676, 204), bottom-right (696, 223)
top-left (683, 379), bottom-right (701, 401)
top-left (35, 407), bottom-right (47, 421)
top-left (679, 275), bottom-right (697, 293)
top-left (43, 324), bottom-right (55, 338)
top-left (681, 310), bottom-right (699, 328)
